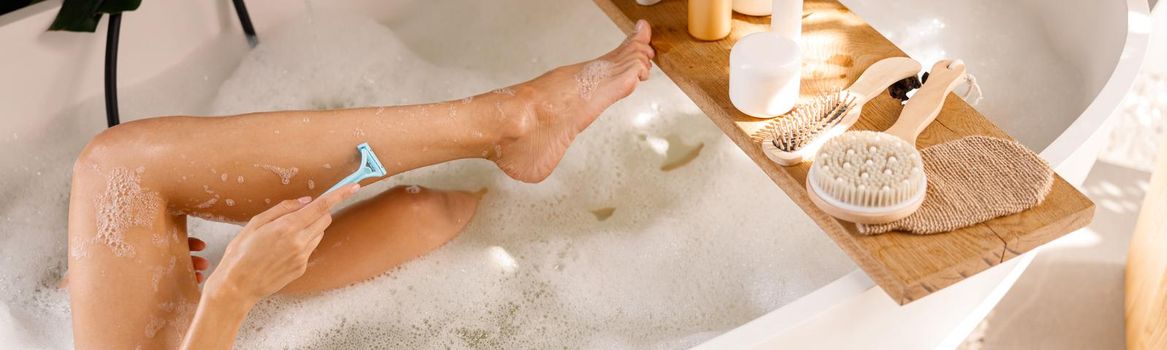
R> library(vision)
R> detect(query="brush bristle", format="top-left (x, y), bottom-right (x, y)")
top-left (811, 131), bottom-right (925, 208)
top-left (760, 90), bottom-right (858, 152)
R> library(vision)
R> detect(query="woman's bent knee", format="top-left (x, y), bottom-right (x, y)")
top-left (381, 186), bottom-right (480, 241)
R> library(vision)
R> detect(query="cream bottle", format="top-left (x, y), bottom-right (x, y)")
top-left (688, 0), bottom-right (732, 41)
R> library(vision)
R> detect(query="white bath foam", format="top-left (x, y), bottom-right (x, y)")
top-left (211, 11), bottom-right (490, 115)
top-left (198, 13), bottom-right (855, 349)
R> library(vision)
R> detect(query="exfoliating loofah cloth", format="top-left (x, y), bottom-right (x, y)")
top-left (857, 136), bottom-right (1054, 235)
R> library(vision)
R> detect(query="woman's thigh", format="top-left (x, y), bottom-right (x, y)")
top-left (67, 165), bottom-right (201, 349)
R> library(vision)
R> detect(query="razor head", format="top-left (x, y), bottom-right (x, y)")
top-left (356, 143), bottom-right (388, 178)
top-left (324, 142), bottom-right (387, 194)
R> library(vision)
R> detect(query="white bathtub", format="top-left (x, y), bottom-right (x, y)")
top-left (702, 0), bottom-right (1149, 348)
top-left (0, 0), bottom-right (1147, 349)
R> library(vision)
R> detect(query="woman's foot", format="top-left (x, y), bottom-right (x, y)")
top-left (491, 20), bottom-right (654, 183)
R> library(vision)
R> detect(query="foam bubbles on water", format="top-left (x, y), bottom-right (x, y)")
top-left (210, 12), bottom-right (488, 116)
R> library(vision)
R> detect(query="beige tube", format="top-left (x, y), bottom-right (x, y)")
top-left (688, 0), bottom-right (732, 41)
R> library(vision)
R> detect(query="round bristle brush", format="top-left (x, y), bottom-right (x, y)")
top-left (806, 59), bottom-right (967, 224)
top-left (761, 57), bottom-right (921, 166)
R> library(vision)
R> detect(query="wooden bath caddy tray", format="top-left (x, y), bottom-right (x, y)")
top-left (593, 0), bottom-right (1095, 304)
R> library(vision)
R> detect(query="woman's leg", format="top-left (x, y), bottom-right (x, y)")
top-left (279, 186), bottom-right (482, 294)
top-left (67, 24), bottom-right (653, 349)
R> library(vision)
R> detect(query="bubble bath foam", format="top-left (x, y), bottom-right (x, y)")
top-left (0, 5), bottom-right (854, 349)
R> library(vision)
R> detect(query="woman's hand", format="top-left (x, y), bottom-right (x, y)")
top-left (182, 183), bottom-right (360, 350)
top-left (204, 183), bottom-right (361, 305)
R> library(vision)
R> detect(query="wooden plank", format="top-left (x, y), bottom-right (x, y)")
top-left (593, 0), bottom-right (1095, 304)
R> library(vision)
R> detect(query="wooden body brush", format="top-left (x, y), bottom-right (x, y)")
top-left (759, 57), bottom-right (921, 166)
top-left (806, 59), bottom-right (967, 224)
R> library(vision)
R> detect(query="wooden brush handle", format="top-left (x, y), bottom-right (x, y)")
top-left (886, 59), bottom-right (967, 144)
top-left (847, 57), bottom-right (922, 104)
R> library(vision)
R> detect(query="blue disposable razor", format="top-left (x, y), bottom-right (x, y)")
top-left (325, 142), bottom-right (387, 194)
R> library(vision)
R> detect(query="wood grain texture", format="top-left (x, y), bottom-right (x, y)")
top-left (593, 0), bottom-right (1095, 304)
top-left (1125, 135), bottom-right (1167, 350)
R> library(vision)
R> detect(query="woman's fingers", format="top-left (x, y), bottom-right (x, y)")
top-left (192, 255), bottom-right (208, 284)
top-left (188, 237), bottom-right (206, 252)
top-left (300, 213), bottom-right (333, 253)
top-left (192, 255), bottom-right (210, 271)
top-left (250, 197), bottom-right (312, 226)
top-left (275, 184), bottom-right (360, 231)
top-left (188, 237), bottom-right (208, 283)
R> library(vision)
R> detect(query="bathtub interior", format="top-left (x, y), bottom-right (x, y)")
top-left (0, 0), bottom-right (858, 348)
top-left (839, 0), bottom-right (1127, 153)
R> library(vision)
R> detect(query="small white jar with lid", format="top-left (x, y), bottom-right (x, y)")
top-left (729, 32), bottom-right (800, 118)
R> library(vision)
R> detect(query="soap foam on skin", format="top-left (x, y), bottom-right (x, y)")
top-left (92, 166), bottom-right (162, 258)
top-left (575, 60), bottom-right (614, 100)
top-left (150, 256), bottom-right (177, 292)
top-left (254, 164), bottom-right (300, 185)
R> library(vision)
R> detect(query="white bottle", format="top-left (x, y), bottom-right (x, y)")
top-left (771, 0), bottom-right (803, 41)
